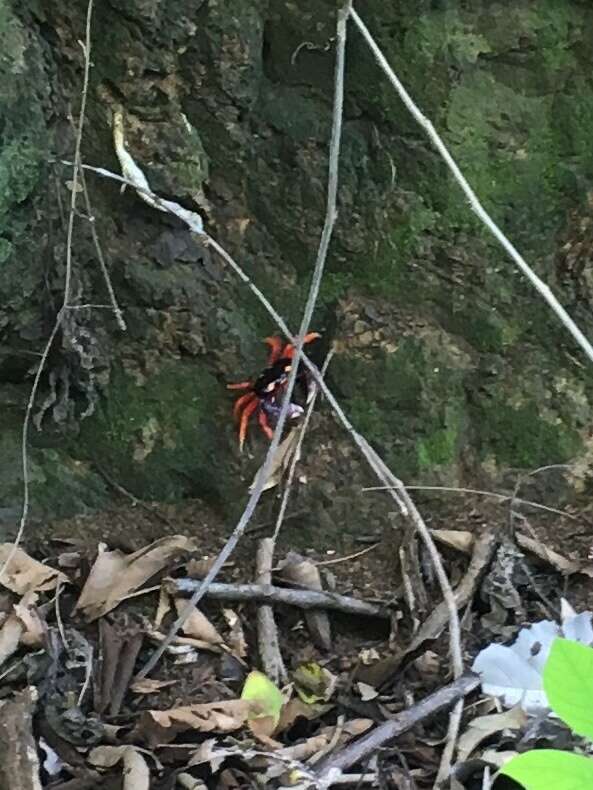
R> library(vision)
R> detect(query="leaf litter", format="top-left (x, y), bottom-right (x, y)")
top-left (2, 490), bottom-right (593, 788)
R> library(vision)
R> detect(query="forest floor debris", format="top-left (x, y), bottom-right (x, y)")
top-left (1, 489), bottom-right (592, 788)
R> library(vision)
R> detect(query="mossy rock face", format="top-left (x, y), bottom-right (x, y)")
top-left (3, 1), bottom-right (593, 527)
top-left (77, 360), bottom-right (233, 505)
top-left (0, 2), bottom-right (53, 364)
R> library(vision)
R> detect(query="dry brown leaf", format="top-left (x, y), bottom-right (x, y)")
top-left (154, 585), bottom-right (172, 629)
top-left (0, 613), bottom-right (24, 668)
top-left (516, 533), bottom-right (593, 577)
top-left (431, 529), bottom-right (474, 554)
top-left (75, 536), bottom-right (197, 621)
top-left (357, 681), bottom-right (379, 701)
top-left (186, 557), bottom-right (217, 579)
top-left (275, 718), bottom-right (373, 764)
top-left (130, 678), bottom-right (178, 694)
top-left (223, 608), bottom-right (247, 658)
top-left (457, 706), bottom-right (526, 762)
top-left (89, 745), bottom-right (131, 768)
top-left (0, 544), bottom-right (68, 594)
top-left (187, 738), bottom-right (226, 772)
top-left (249, 431), bottom-right (300, 493)
top-left (175, 599), bottom-right (224, 646)
top-left (276, 698), bottom-right (332, 734)
top-left (89, 745), bottom-right (150, 790)
top-left (152, 700), bottom-right (250, 731)
top-left (134, 700), bottom-right (252, 745)
top-left (278, 553), bottom-right (331, 650)
top-left (122, 746), bottom-right (150, 790)
top-left (177, 773), bottom-right (207, 789)
top-left (14, 592), bottom-right (45, 647)
top-left (147, 626), bottom-right (222, 653)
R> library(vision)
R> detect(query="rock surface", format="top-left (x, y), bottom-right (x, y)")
top-left (2, 1), bottom-right (593, 540)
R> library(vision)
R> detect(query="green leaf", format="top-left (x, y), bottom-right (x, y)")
top-left (241, 670), bottom-right (284, 734)
top-left (544, 638), bottom-right (593, 740)
top-left (500, 750), bottom-right (593, 789)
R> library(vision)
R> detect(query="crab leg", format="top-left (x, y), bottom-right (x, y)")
top-left (238, 398), bottom-right (258, 452)
top-left (264, 336), bottom-right (284, 365)
top-left (227, 381), bottom-right (252, 390)
top-left (283, 332), bottom-right (321, 359)
top-left (258, 408), bottom-right (274, 440)
top-left (233, 391), bottom-right (257, 419)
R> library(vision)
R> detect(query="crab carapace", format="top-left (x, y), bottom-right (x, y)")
top-left (227, 333), bottom-right (320, 451)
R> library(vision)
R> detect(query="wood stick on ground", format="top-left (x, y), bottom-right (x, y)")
top-left (256, 539), bottom-right (288, 685)
top-left (404, 531), bottom-right (498, 659)
top-left (0, 687), bottom-right (42, 790)
top-left (315, 673), bottom-right (480, 787)
top-left (169, 578), bottom-right (389, 619)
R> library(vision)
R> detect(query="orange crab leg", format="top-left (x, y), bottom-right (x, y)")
top-left (283, 332), bottom-right (321, 359)
top-left (233, 391), bottom-right (257, 419)
top-left (238, 398), bottom-right (258, 452)
top-left (258, 408), bottom-right (274, 440)
top-left (264, 336), bottom-right (283, 365)
top-left (227, 381), bottom-right (252, 390)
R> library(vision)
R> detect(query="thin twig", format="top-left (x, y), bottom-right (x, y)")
top-left (364, 484), bottom-right (581, 522)
top-left (135, 3), bottom-right (349, 679)
top-left (314, 543), bottom-right (380, 567)
top-left (315, 673), bottom-right (480, 786)
top-left (508, 463), bottom-right (571, 535)
top-left (436, 699), bottom-right (463, 786)
top-left (348, 7), bottom-right (593, 365)
top-left (360, 441), bottom-right (463, 675)
top-left (169, 578), bottom-right (389, 619)
top-left (273, 349), bottom-right (335, 542)
top-left (77, 643), bottom-right (93, 707)
top-left (76, 165), bottom-right (126, 330)
top-left (0, 0), bottom-right (94, 585)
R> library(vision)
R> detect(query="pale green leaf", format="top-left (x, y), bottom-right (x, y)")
top-left (240, 670), bottom-right (284, 727)
top-left (501, 750), bottom-right (593, 789)
top-left (544, 638), bottom-right (593, 740)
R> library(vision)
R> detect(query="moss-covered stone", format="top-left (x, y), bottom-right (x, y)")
top-left (5, 0), bottom-right (593, 526)
top-left (77, 360), bottom-right (233, 504)
top-left (0, 3), bottom-right (51, 328)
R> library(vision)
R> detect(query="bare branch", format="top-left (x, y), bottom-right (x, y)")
top-left (169, 578), bottom-right (389, 619)
top-left (315, 673), bottom-right (480, 786)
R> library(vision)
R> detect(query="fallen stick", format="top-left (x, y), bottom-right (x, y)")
top-left (169, 579), bottom-right (389, 619)
top-left (315, 672), bottom-right (480, 786)
top-left (0, 687), bottom-right (42, 790)
top-left (256, 539), bottom-right (287, 685)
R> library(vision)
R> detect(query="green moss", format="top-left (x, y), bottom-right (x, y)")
top-left (332, 337), bottom-right (470, 479)
top-left (0, 5), bottom-right (48, 261)
top-left (77, 361), bottom-right (234, 503)
top-left (477, 402), bottom-right (581, 469)
top-left (0, 424), bottom-right (109, 520)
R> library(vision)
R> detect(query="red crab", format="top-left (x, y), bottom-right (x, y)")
top-left (227, 333), bottom-right (320, 451)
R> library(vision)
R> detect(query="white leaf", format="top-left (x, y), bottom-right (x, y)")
top-left (472, 609), bottom-right (593, 712)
